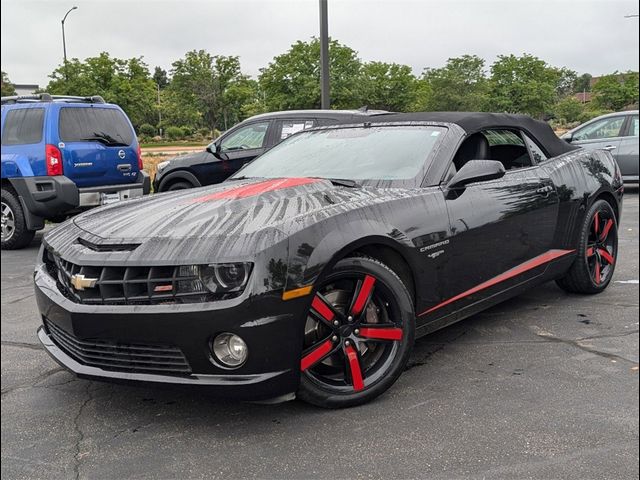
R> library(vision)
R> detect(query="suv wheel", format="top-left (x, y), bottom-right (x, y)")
top-left (1, 189), bottom-right (35, 250)
top-left (166, 181), bottom-right (193, 191)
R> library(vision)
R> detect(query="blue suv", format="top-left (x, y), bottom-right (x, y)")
top-left (1, 94), bottom-right (150, 249)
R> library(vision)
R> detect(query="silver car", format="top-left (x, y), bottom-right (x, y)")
top-left (563, 110), bottom-right (639, 183)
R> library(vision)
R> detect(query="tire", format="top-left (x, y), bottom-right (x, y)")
top-left (297, 256), bottom-right (415, 408)
top-left (556, 199), bottom-right (618, 294)
top-left (165, 181), bottom-right (193, 192)
top-left (1, 188), bottom-right (35, 250)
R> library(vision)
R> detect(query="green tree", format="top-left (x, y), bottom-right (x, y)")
top-left (415, 55), bottom-right (488, 111)
top-left (1, 71), bottom-right (16, 96)
top-left (553, 97), bottom-right (584, 123)
top-left (153, 66), bottom-right (169, 89)
top-left (45, 53), bottom-right (157, 128)
top-left (592, 71), bottom-right (639, 111)
top-left (259, 38), bottom-right (362, 110)
top-left (554, 67), bottom-right (578, 98)
top-left (487, 54), bottom-right (560, 118)
top-left (573, 73), bottom-right (593, 93)
top-left (357, 62), bottom-right (417, 111)
top-left (168, 50), bottom-right (251, 130)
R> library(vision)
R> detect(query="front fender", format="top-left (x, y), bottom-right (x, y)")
top-left (158, 169), bottom-right (202, 191)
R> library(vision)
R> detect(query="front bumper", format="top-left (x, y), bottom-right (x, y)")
top-left (35, 263), bottom-right (307, 401)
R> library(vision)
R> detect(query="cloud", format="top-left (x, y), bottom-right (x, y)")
top-left (1, 0), bottom-right (638, 86)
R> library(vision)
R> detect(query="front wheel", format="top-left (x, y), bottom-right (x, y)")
top-left (297, 256), bottom-right (415, 408)
top-left (1, 188), bottom-right (35, 250)
top-left (556, 199), bottom-right (618, 294)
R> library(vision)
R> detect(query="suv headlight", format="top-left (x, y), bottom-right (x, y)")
top-left (156, 161), bottom-right (170, 173)
top-left (199, 263), bottom-right (252, 294)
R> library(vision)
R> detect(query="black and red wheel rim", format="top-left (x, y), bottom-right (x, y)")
top-left (300, 272), bottom-right (405, 394)
top-left (586, 209), bottom-right (617, 286)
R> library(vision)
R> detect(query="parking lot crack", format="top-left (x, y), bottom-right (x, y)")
top-left (1, 340), bottom-right (43, 350)
top-left (535, 330), bottom-right (637, 364)
top-left (72, 384), bottom-right (93, 480)
top-left (1, 367), bottom-right (65, 397)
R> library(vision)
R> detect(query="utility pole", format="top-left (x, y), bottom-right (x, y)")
top-left (61, 6), bottom-right (78, 82)
top-left (319, 0), bottom-right (330, 109)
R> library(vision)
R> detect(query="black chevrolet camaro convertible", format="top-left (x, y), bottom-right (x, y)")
top-left (35, 112), bottom-right (623, 408)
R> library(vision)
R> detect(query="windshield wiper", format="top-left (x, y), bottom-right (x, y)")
top-left (325, 178), bottom-right (360, 188)
top-left (82, 131), bottom-right (128, 146)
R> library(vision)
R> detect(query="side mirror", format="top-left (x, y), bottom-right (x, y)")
top-left (447, 160), bottom-right (506, 190)
top-left (207, 142), bottom-right (226, 160)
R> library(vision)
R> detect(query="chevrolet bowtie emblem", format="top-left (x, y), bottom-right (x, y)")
top-left (70, 274), bottom-right (98, 291)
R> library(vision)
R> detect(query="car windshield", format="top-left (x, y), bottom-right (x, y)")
top-left (232, 125), bottom-right (445, 182)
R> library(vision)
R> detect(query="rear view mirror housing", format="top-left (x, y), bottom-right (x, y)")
top-left (447, 160), bottom-right (506, 190)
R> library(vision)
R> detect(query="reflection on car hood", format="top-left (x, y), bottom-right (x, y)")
top-left (44, 178), bottom-right (418, 264)
top-left (164, 150), bottom-right (213, 167)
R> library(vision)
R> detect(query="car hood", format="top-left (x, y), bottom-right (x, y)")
top-left (164, 150), bottom-right (213, 167)
top-left (45, 178), bottom-right (415, 264)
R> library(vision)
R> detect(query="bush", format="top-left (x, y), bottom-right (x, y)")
top-left (577, 109), bottom-right (613, 124)
top-left (553, 97), bottom-right (584, 125)
top-left (179, 126), bottom-right (192, 138)
top-left (165, 126), bottom-right (184, 141)
top-left (138, 123), bottom-right (156, 137)
top-left (198, 127), bottom-right (211, 138)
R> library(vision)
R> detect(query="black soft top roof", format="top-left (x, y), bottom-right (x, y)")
top-left (368, 111), bottom-right (577, 157)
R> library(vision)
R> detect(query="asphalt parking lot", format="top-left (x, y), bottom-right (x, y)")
top-left (1, 189), bottom-right (638, 480)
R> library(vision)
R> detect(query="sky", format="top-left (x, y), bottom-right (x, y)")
top-left (1, 0), bottom-right (638, 87)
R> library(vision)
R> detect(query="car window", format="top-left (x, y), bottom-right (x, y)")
top-left (278, 119), bottom-right (316, 140)
top-left (59, 107), bottom-right (134, 145)
top-left (628, 115), bottom-right (639, 137)
top-left (1, 108), bottom-right (45, 145)
top-left (522, 132), bottom-right (548, 163)
top-left (220, 122), bottom-right (269, 152)
top-left (482, 129), bottom-right (533, 169)
top-left (574, 116), bottom-right (625, 141)
top-left (233, 126), bottom-right (445, 182)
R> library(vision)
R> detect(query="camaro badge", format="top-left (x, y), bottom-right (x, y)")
top-left (70, 274), bottom-right (98, 291)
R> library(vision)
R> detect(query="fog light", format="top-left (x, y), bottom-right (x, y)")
top-left (212, 333), bottom-right (248, 368)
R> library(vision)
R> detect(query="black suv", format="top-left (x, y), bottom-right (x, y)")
top-left (153, 109), bottom-right (386, 192)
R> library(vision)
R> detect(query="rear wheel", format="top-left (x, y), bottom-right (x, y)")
top-left (165, 181), bottom-right (193, 192)
top-left (1, 188), bottom-right (35, 250)
top-left (297, 256), bottom-right (415, 408)
top-left (556, 199), bottom-right (618, 294)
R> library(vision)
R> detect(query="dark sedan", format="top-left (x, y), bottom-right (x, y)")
top-left (36, 112), bottom-right (622, 408)
top-left (152, 109), bottom-right (385, 192)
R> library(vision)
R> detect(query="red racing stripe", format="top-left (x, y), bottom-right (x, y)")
top-left (418, 249), bottom-right (575, 316)
top-left (191, 177), bottom-right (319, 202)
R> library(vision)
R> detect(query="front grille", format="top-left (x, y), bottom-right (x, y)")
top-left (44, 249), bottom-right (213, 305)
top-left (45, 319), bottom-right (192, 375)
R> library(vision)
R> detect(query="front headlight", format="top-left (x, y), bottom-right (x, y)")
top-left (199, 263), bottom-right (252, 294)
top-left (156, 160), bottom-right (170, 173)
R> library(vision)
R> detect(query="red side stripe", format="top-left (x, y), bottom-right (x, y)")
top-left (311, 296), bottom-right (335, 322)
top-left (300, 339), bottom-right (333, 371)
top-left (192, 177), bottom-right (319, 202)
top-left (418, 249), bottom-right (575, 316)
top-left (345, 345), bottom-right (364, 391)
top-left (358, 327), bottom-right (403, 341)
top-left (351, 275), bottom-right (376, 315)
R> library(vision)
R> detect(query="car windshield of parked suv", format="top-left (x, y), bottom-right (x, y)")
top-left (59, 107), bottom-right (134, 146)
top-left (232, 126), bottom-right (445, 181)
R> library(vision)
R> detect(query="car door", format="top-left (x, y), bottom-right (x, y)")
top-left (616, 114), bottom-right (639, 181)
top-left (434, 129), bottom-right (559, 318)
top-left (571, 115), bottom-right (626, 161)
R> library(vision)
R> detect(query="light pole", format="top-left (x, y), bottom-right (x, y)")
top-left (319, 0), bottom-right (330, 109)
top-left (61, 6), bottom-right (78, 80)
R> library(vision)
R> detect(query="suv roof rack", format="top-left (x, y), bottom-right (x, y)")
top-left (1, 93), bottom-right (106, 105)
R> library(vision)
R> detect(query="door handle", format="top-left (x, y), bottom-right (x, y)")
top-left (603, 145), bottom-right (617, 151)
top-left (536, 185), bottom-right (553, 197)
top-left (117, 163), bottom-right (132, 171)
